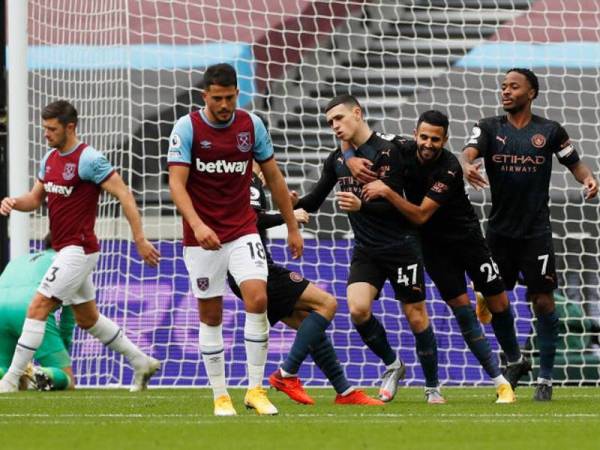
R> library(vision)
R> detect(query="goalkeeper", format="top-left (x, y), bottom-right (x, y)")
top-left (0, 235), bottom-right (75, 391)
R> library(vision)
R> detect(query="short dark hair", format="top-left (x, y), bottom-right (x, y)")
top-left (506, 68), bottom-right (539, 99)
top-left (41, 100), bottom-right (78, 127)
top-left (325, 94), bottom-right (362, 113)
top-left (417, 110), bottom-right (449, 135)
top-left (203, 63), bottom-right (237, 89)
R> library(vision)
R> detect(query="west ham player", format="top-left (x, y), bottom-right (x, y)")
top-left (347, 110), bottom-right (524, 403)
top-left (228, 163), bottom-right (383, 406)
top-left (292, 94), bottom-right (444, 404)
top-left (168, 64), bottom-right (303, 416)
top-left (0, 100), bottom-right (161, 394)
top-left (462, 68), bottom-right (599, 401)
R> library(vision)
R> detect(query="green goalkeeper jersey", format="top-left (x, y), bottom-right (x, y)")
top-left (0, 250), bottom-right (75, 356)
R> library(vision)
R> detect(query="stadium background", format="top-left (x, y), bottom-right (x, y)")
top-left (1, 0), bottom-right (599, 388)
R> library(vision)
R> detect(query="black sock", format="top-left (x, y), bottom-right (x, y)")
top-left (309, 333), bottom-right (352, 395)
top-left (535, 309), bottom-right (559, 380)
top-left (491, 306), bottom-right (522, 364)
top-left (453, 305), bottom-right (500, 378)
top-left (282, 311), bottom-right (330, 374)
top-left (414, 325), bottom-right (439, 388)
top-left (354, 314), bottom-right (397, 366)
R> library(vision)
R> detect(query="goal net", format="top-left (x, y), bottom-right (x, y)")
top-left (25, 0), bottom-right (600, 387)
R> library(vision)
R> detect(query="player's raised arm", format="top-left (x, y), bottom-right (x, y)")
top-left (101, 173), bottom-right (160, 267)
top-left (0, 181), bottom-right (46, 216)
top-left (259, 158), bottom-right (303, 259)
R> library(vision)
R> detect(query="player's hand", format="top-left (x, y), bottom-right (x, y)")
top-left (135, 238), bottom-right (161, 267)
top-left (287, 228), bottom-right (304, 259)
top-left (294, 208), bottom-right (309, 224)
top-left (193, 223), bottom-right (222, 250)
top-left (335, 191), bottom-right (361, 212)
top-left (362, 180), bottom-right (390, 201)
top-left (289, 190), bottom-right (300, 206)
top-left (0, 197), bottom-right (16, 216)
top-left (583, 176), bottom-right (599, 200)
top-left (463, 161), bottom-right (488, 190)
top-left (346, 157), bottom-right (377, 184)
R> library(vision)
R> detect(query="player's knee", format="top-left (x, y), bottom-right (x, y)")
top-left (404, 303), bottom-right (429, 333)
top-left (348, 302), bottom-right (370, 324)
top-left (76, 313), bottom-right (99, 330)
top-left (244, 291), bottom-right (268, 314)
top-left (26, 294), bottom-right (56, 320)
top-left (485, 292), bottom-right (509, 313)
top-left (529, 292), bottom-right (555, 314)
top-left (317, 292), bottom-right (337, 321)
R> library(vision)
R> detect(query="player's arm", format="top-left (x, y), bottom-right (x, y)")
top-left (101, 173), bottom-right (160, 267)
top-left (168, 165), bottom-right (221, 250)
top-left (58, 306), bottom-right (76, 352)
top-left (293, 153), bottom-right (340, 212)
top-left (568, 161), bottom-right (598, 200)
top-left (362, 180), bottom-right (440, 224)
top-left (340, 142), bottom-right (377, 184)
top-left (257, 210), bottom-right (309, 231)
top-left (462, 121), bottom-right (490, 190)
top-left (259, 158), bottom-right (303, 259)
top-left (0, 181), bottom-right (46, 216)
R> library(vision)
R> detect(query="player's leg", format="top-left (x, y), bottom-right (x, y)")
top-left (229, 234), bottom-right (277, 415)
top-left (521, 233), bottom-right (559, 401)
top-left (32, 316), bottom-right (75, 390)
top-left (0, 292), bottom-right (57, 392)
top-left (484, 231), bottom-right (532, 388)
top-left (184, 245), bottom-right (234, 416)
top-left (268, 271), bottom-right (333, 405)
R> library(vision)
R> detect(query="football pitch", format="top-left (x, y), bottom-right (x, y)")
top-left (1, 387), bottom-right (599, 450)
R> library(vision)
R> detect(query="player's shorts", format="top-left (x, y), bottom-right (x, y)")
top-left (228, 264), bottom-right (310, 326)
top-left (347, 235), bottom-right (425, 304)
top-left (0, 315), bottom-right (71, 370)
top-left (423, 231), bottom-right (505, 302)
top-left (184, 233), bottom-right (268, 299)
top-left (486, 230), bottom-right (558, 294)
top-left (37, 245), bottom-right (99, 305)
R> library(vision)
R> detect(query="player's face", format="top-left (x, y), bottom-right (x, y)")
top-left (42, 118), bottom-right (73, 149)
top-left (501, 71), bottom-right (535, 113)
top-left (326, 104), bottom-right (361, 141)
top-left (202, 84), bottom-right (239, 123)
top-left (414, 122), bottom-right (447, 163)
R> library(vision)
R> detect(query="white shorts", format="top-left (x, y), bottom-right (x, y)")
top-left (37, 245), bottom-right (99, 305)
top-left (183, 233), bottom-right (268, 299)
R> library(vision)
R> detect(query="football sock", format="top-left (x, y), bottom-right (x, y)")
top-left (492, 374), bottom-right (510, 388)
top-left (86, 315), bottom-right (146, 367)
top-left (40, 367), bottom-right (70, 390)
top-left (490, 306), bottom-right (522, 363)
top-left (199, 323), bottom-right (227, 399)
top-left (3, 318), bottom-right (46, 386)
top-left (354, 314), bottom-right (397, 366)
top-left (282, 311), bottom-right (330, 375)
top-left (414, 325), bottom-right (439, 388)
top-left (536, 309), bottom-right (559, 380)
top-left (309, 332), bottom-right (352, 395)
top-left (385, 359), bottom-right (402, 371)
top-left (244, 312), bottom-right (269, 388)
top-left (452, 305), bottom-right (501, 378)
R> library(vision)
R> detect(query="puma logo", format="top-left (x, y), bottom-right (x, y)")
top-left (496, 135), bottom-right (507, 145)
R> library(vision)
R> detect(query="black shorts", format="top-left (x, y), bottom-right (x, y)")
top-left (423, 230), bottom-right (505, 302)
top-left (347, 236), bottom-right (425, 304)
top-left (486, 230), bottom-right (558, 294)
top-left (227, 264), bottom-right (310, 326)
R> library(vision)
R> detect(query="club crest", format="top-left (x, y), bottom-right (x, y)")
top-left (289, 272), bottom-right (303, 283)
top-left (62, 163), bottom-right (76, 181)
top-left (531, 134), bottom-right (546, 149)
top-left (236, 132), bottom-right (252, 152)
top-left (196, 277), bottom-right (210, 291)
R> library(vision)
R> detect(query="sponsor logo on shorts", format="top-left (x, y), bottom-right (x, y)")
top-left (531, 134), bottom-right (546, 148)
top-left (236, 132), bottom-right (252, 152)
top-left (62, 163), bottom-right (76, 181)
top-left (289, 272), bottom-right (303, 283)
top-left (196, 277), bottom-right (210, 291)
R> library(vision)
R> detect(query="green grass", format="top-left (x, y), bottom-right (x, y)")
top-left (1, 387), bottom-right (599, 450)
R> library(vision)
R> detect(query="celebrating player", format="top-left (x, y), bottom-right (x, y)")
top-left (168, 63), bottom-right (303, 416)
top-left (291, 94), bottom-right (444, 404)
top-left (462, 68), bottom-right (599, 401)
top-left (0, 100), bottom-right (161, 394)
top-left (0, 234), bottom-right (75, 391)
top-left (228, 163), bottom-right (383, 406)
top-left (348, 110), bottom-right (525, 403)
